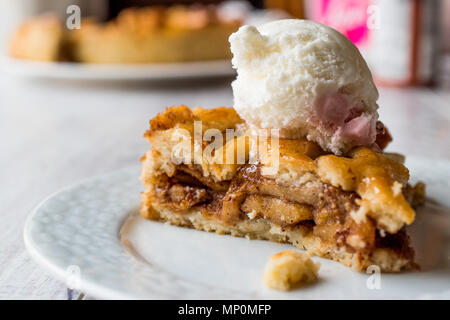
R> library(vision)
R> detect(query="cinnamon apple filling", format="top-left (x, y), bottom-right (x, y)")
top-left (144, 160), bottom-right (417, 261)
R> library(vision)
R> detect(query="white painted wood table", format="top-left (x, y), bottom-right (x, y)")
top-left (0, 75), bottom-right (449, 299)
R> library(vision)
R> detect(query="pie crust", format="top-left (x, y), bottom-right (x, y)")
top-left (10, 6), bottom-right (240, 63)
top-left (140, 106), bottom-right (425, 272)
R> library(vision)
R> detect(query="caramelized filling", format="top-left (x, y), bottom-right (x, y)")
top-left (316, 147), bottom-right (415, 233)
top-left (148, 163), bottom-right (388, 255)
top-left (241, 195), bottom-right (313, 226)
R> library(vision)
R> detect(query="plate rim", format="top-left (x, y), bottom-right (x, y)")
top-left (1, 56), bottom-right (236, 81)
top-left (22, 166), bottom-right (262, 300)
top-left (23, 156), bottom-right (450, 299)
top-left (23, 167), bottom-right (141, 300)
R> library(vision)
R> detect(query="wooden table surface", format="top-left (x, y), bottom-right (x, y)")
top-left (0, 75), bottom-right (449, 299)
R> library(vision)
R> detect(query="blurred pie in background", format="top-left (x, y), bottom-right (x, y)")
top-left (9, 4), bottom-right (242, 64)
top-left (9, 14), bottom-right (66, 62)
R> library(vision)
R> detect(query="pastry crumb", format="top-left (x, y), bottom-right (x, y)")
top-left (263, 250), bottom-right (320, 291)
top-left (392, 181), bottom-right (403, 197)
top-left (246, 210), bottom-right (257, 220)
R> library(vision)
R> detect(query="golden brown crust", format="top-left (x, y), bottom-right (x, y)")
top-left (192, 107), bottom-right (244, 132)
top-left (263, 250), bottom-right (320, 290)
top-left (140, 105), bottom-right (425, 272)
top-left (9, 14), bottom-right (64, 62)
top-left (116, 5), bottom-right (235, 32)
top-left (147, 105), bottom-right (196, 134)
top-left (146, 105), bottom-right (243, 137)
top-left (10, 5), bottom-right (241, 63)
top-left (116, 7), bottom-right (165, 33)
top-left (141, 204), bottom-right (418, 272)
top-left (70, 5), bottom-right (240, 63)
top-left (316, 147), bottom-right (414, 233)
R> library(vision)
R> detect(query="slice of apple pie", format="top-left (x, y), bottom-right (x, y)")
top-left (140, 105), bottom-right (425, 272)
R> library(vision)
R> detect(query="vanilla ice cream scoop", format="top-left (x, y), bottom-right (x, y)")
top-left (229, 19), bottom-right (379, 155)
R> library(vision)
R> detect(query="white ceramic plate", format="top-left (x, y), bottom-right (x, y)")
top-left (24, 157), bottom-right (450, 299)
top-left (1, 56), bottom-right (235, 81)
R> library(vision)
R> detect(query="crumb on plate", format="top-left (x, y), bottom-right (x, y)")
top-left (263, 250), bottom-right (320, 291)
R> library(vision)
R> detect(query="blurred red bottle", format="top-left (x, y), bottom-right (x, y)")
top-left (306, 0), bottom-right (439, 87)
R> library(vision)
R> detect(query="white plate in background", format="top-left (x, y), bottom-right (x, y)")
top-left (1, 56), bottom-right (235, 81)
top-left (24, 157), bottom-right (450, 299)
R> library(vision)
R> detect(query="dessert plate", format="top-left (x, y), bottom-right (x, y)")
top-left (24, 157), bottom-right (450, 299)
top-left (1, 56), bottom-right (235, 81)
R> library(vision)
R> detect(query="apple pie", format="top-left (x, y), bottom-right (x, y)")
top-left (9, 5), bottom-right (241, 64)
top-left (9, 14), bottom-right (66, 62)
top-left (140, 105), bottom-right (425, 272)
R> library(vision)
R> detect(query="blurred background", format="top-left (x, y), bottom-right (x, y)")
top-left (0, 0), bottom-right (449, 87)
top-left (1, 1), bottom-right (449, 300)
